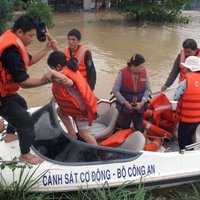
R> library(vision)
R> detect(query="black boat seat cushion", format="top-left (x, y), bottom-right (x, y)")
top-left (91, 106), bottom-right (119, 140)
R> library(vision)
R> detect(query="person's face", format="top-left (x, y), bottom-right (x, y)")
top-left (16, 29), bottom-right (36, 47)
top-left (68, 35), bottom-right (79, 51)
top-left (130, 63), bottom-right (145, 74)
top-left (184, 48), bottom-right (197, 57)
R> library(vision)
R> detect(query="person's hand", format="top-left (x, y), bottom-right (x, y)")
top-left (45, 31), bottom-right (59, 51)
top-left (124, 101), bottom-right (133, 110)
top-left (134, 101), bottom-right (145, 110)
top-left (161, 84), bottom-right (168, 92)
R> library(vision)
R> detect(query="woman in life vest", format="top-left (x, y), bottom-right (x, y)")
top-left (174, 56), bottom-right (200, 150)
top-left (112, 54), bottom-right (151, 132)
top-left (47, 51), bottom-right (98, 145)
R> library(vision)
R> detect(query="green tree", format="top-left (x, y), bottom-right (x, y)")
top-left (0, 0), bottom-right (14, 35)
top-left (26, 0), bottom-right (53, 28)
top-left (110, 0), bottom-right (189, 23)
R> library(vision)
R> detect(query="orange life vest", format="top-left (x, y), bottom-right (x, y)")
top-left (179, 48), bottom-right (200, 81)
top-left (99, 128), bottom-right (133, 147)
top-left (146, 93), bottom-right (173, 126)
top-left (0, 30), bottom-right (30, 97)
top-left (65, 45), bottom-right (88, 79)
top-left (52, 66), bottom-right (97, 125)
top-left (176, 72), bottom-right (200, 123)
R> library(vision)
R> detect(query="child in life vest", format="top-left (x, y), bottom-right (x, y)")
top-left (46, 51), bottom-right (97, 145)
top-left (112, 54), bottom-right (151, 132)
top-left (174, 56), bottom-right (200, 150)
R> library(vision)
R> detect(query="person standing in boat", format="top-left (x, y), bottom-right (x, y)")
top-left (112, 54), bottom-right (151, 132)
top-left (173, 56), bottom-right (200, 151)
top-left (65, 28), bottom-right (96, 91)
top-left (47, 51), bottom-right (98, 145)
top-left (0, 15), bottom-right (70, 164)
top-left (161, 38), bottom-right (200, 92)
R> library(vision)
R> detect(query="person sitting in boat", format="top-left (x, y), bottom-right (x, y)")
top-left (112, 54), bottom-right (151, 132)
top-left (174, 56), bottom-right (200, 151)
top-left (46, 51), bottom-right (98, 145)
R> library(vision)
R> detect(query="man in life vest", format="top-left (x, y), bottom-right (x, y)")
top-left (65, 28), bottom-right (96, 91)
top-left (174, 56), bottom-right (200, 150)
top-left (0, 15), bottom-right (70, 164)
top-left (161, 39), bottom-right (200, 92)
top-left (47, 51), bottom-right (98, 145)
top-left (112, 54), bottom-right (151, 132)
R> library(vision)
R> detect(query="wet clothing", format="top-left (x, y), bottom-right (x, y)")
top-left (66, 45), bottom-right (96, 91)
top-left (0, 31), bottom-right (33, 155)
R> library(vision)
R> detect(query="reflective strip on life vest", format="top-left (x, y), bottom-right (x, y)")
top-left (154, 104), bottom-right (172, 111)
top-left (77, 46), bottom-right (86, 65)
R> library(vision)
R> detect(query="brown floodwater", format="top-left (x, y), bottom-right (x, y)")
top-left (19, 11), bottom-right (200, 107)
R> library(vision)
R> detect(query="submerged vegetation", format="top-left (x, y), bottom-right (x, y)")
top-left (110, 0), bottom-right (189, 23)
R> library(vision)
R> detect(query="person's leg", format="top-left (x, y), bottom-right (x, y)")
top-left (0, 119), bottom-right (5, 133)
top-left (117, 113), bottom-right (132, 129)
top-left (186, 122), bottom-right (199, 146)
top-left (57, 108), bottom-right (77, 139)
top-left (178, 121), bottom-right (189, 150)
top-left (0, 95), bottom-right (43, 164)
top-left (76, 120), bottom-right (97, 145)
top-left (132, 111), bottom-right (144, 132)
top-left (4, 94), bottom-right (28, 142)
top-left (79, 130), bottom-right (97, 145)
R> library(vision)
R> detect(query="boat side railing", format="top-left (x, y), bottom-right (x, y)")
top-left (180, 142), bottom-right (200, 153)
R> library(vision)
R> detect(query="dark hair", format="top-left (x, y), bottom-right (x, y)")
top-left (182, 38), bottom-right (197, 50)
top-left (68, 28), bottom-right (81, 40)
top-left (47, 51), bottom-right (67, 68)
top-left (12, 15), bottom-right (37, 33)
top-left (127, 54), bottom-right (145, 67)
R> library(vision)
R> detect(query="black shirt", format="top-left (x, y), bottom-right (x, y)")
top-left (1, 46), bottom-right (30, 83)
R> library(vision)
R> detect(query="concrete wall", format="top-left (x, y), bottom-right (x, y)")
top-left (83, 0), bottom-right (92, 10)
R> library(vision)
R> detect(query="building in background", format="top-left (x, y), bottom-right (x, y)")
top-left (48, 0), bottom-right (110, 11)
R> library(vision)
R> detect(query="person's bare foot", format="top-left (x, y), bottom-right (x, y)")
top-left (0, 120), bottom-right (5, 133)
top-left (19, 152), bottom-right (43, 165)
top-left (3, 134), bottom-right (18, 143)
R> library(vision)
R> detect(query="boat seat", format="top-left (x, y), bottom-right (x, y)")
top-left (118, 131), bottom-right (146, 151)
top-left (91, 106), bottom-right (119, 140)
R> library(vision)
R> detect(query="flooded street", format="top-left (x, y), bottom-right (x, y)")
top-left (20, 11), bottom-right (200, 107)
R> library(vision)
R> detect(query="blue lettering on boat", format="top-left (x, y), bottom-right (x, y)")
top-left (43, 172), bottom-right (63, 186)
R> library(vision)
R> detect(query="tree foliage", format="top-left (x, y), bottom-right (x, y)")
top-left (0, 0), bottom-right (14, 34)
top-left (26, 0), bottom-right (53, 28)
top-left (110, 0), bottom-right (189, 23)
